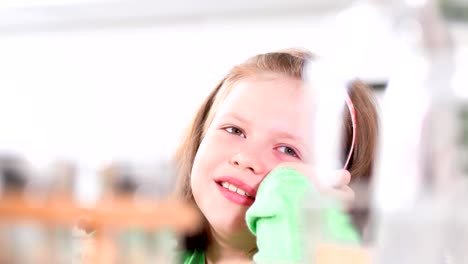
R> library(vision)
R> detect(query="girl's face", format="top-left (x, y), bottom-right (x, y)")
top-left (190, 73), bottom-right (312, 240)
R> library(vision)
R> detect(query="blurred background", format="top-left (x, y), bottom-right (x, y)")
top-left (0, 0), bottom-right (468, 262)
top-left (0, 0), bottom-right (399, 204)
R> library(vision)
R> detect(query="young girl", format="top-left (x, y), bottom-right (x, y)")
top-left (174, 48), bottom-right (378, 263)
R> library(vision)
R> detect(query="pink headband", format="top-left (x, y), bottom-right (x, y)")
top-left (344, 94), bottom-right (356, 169)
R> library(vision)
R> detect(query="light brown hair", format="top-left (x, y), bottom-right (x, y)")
top-left (174, 48), bottom-right (379, 250)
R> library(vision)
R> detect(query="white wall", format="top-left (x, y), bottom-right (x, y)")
top-left (0, 15), bottom-right (338, 203)
top-left (0, 15), bottom-right (339, 168)
top-left (2, 4), bottom-right (468, 169)
top-left (1, 2), bottom-right (467, 203)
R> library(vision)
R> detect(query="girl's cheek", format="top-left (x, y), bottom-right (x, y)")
top-left (203, 129), bottom-right (228, 145)
top-left (272, 151), bottom-right (298, 163)
top-left (213, 130), bottom-right (243, 145)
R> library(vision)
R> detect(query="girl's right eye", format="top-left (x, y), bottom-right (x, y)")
top-left (224, 126), bottom-right (246, 138)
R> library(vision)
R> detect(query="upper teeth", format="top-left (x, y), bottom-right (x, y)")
top-left (221, 182), bottom-right (251, 197)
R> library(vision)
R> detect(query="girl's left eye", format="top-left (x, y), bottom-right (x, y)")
top-left (277, 146), bottom-right (299, 158)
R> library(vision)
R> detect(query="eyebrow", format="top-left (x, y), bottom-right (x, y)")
top-left (273, 130), bottom-right (307, 148)
top-left (220, 112), bottom-right (251, 125)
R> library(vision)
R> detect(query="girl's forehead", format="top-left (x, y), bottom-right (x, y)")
top-left (214, 75), bottom-right (312, 129)
top-left (218, 75), bottom-right (308, 113)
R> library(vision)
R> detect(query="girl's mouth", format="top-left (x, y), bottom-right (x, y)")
top-left (215, 179), bottom-right (256, 206)
top-left (218, 181), bottom-right (254, 198)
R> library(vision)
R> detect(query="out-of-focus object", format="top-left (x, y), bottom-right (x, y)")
top-left (0, 154), bottom-right (49, 264)
top-left (0, 154), bottom-right (28, 264)
top-left (305, 58), bottom-right (351, 185)
top-left (102, 162), bottom-right (152, 264)
top-left (0, 155), bottom-right (203, 263)
top-left (371, 0), bottom-right (454, 211)
top-left (79, 161), bottom-right (198, 264)
top-left (45, 159), bottom-right (78, 264)
top-left (0, 154), bottom-right (28, 196)
top-left (302, 18), bottom-right (368, 262)
top-left (370, 0), bottom-right (468, 263)
top-left (315, 244), bottom-right (372, 264)
top-left (441, 0), bottom-right (468, 21)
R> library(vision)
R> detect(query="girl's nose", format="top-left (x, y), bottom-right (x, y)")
top-left (229, 146), bottom-right (268, 176)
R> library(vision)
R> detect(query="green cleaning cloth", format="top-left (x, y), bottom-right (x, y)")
top-left (183, 167), bottom-right (360, 264)
top-left (245, 167), bottom-right (361, 263)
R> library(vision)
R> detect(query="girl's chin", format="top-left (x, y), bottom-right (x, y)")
top-left (209, 216), bottom-right (250, 234)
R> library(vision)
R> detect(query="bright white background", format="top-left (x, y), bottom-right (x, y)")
top-left (0, 0), bottom-right (467, 203)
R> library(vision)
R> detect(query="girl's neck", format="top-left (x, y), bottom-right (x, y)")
top-left (205, 227), bottom-right (256, 264)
